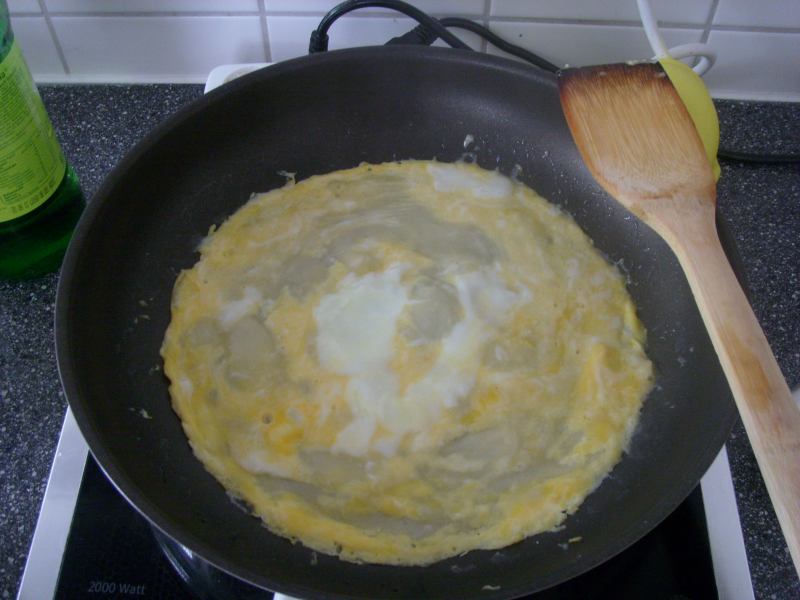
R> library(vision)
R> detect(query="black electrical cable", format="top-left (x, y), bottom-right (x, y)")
top-left (384, 18), bottom-right (558, 73)
top-left (438, 18), bottom-right (559, 73)
top-left (309, 0), bottom-right (471, 53)
top-left (718, 149), bottom-right (800, 164)
top-left (310, 1), bottom-right (800, 165)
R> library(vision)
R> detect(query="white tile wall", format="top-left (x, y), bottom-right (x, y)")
top-left (268, 15), bottom-right (481, 62)
top-left (264, 1), bottom-right (484, 15)
top-left (52, 16), bottom-right (264, 81)
top-left (713, 0), bottom-right (800, 29)
top-left (704, 30), bottom-right (800, 100)
top-left (490, 0), bottom-right (712, 24)
top-left (7, 0), bottom-right (41, 13)
top-left (269, 15), bottom-right (416, 62)
top-left (6, 0), bottom-right (800, 100)
top-left (487, 22), bottom-right (700, 68)
top-left (44, 0), bottom-right (259, 13)
top-left (8, 16), bottom-right (64, 75)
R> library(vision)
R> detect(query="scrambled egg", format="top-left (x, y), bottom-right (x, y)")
top-left (161, 161), bottom-right (653, 565)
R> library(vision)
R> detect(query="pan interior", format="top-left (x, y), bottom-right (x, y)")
top-left (160, 159), bottom-right (654, 567)
top-left (56, 46), bottom-right (735, 600)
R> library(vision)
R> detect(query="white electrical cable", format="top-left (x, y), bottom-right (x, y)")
top-left (636, 0), bottom-right (669, 57)
top-left (636, 0), bottom-right (716, 76)
top-left (666, 42), bottom-right (716, 75)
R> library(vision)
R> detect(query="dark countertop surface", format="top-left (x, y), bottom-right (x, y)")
top-left (0, 83), bottom-right (798, 599)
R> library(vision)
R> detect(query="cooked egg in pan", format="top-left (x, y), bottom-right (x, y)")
top-left (161, 160), bottom-right (653, 565)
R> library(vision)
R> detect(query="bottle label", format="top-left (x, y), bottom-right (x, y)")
top-left (0, 40), bottom-right (66, 223)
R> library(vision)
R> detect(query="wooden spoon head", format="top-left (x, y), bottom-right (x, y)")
top-left (558, 62), bottom-right (716, 215)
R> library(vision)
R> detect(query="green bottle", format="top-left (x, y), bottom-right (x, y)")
top-left (0, 0), bottom-right (84, 279)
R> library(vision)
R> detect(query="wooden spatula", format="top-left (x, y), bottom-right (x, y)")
top-left (559, 62), bottom-right (800, 576)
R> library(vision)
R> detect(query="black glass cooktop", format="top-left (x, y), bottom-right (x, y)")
top-left (55, 457), bottom-right (717, 599)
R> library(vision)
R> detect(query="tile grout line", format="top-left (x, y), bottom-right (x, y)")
top-left (700, 0), bottom-right (720, 44)
top-left (36, 11), bottom-right (263, 17)
top-left (265, 17), bottom-right (800, 34)
top-left (258, 0), bottom-right (272, 63)
top-left (250, 13), bottom-right (702, 26)
top-left (713, 24), bottom-right (800, 33)
top-left (481, 0), bottom-right (490, 53)
top-left (12, 11), bottom-right (800, 34)
top-left (37, 0), bottom-right (69, 75)
top-left (29, 10), bottom-right (480, 19)
top-left (486, 16), bottom-right (704, 28)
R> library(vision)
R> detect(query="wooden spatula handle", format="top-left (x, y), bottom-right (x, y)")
top-left (657, 199), bottom-right (800, 575)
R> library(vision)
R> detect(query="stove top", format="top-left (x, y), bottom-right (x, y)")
top-left (54, 455), bottom-right (717, 599)
top-left (18, 408), bottom-right (754, 600)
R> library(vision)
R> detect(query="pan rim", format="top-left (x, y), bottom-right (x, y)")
top-left (54, 44), bottom-right (737, 599)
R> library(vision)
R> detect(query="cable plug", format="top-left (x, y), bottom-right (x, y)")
top-left (385, 24), bottom-right (439, 46)
top-left (309, 29), bottom-right (329, 53)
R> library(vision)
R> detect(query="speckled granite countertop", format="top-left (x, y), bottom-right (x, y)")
top-left (0, 84), bottom-right (798, 599)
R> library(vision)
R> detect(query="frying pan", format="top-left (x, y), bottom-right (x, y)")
top-left (56, 46), bottom-right (737, 599)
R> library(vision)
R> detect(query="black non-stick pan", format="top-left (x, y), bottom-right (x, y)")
top-left (56, 46), bottom-right (737, 599)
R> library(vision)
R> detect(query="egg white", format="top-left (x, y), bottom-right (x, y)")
top-left (161, 160), bottom-right (653, 565)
